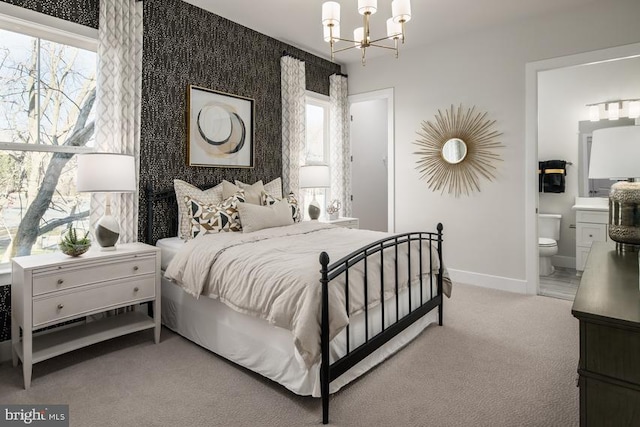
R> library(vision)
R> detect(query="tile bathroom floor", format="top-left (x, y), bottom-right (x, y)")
top-left (539, 266), bottom-right (581, 301)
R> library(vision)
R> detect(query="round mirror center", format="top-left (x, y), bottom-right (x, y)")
top-left (442, 138), bottom-right (467, 164)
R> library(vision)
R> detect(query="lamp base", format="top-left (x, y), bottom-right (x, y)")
top-left (308, 199), bottom-right (321, 220)
top-left (608, 181), bottom-right (640, 245)
top-left (95, 214), bottom-right (120, 250)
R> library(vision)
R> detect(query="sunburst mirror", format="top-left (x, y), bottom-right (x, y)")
top-left (414, 105), bottom-right (503, 197)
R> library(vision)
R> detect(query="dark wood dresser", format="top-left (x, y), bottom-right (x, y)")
top-left (571, 242), bottom-right (640, 426)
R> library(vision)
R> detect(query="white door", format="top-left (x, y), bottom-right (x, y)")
top-left (350, 98), bottom-right (388, 231)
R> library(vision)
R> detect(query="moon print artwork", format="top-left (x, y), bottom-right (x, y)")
top-left (187, 85), bottom-right (255, 168)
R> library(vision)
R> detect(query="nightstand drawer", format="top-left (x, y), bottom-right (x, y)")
top-left (32, 255), bottom-right (156, 296)
top-left (576, 223), bottom-right (607, 247)
top-left (33, 275), bottom-right (155, 327)
top-left (339, 220), bottom-right (359, 229)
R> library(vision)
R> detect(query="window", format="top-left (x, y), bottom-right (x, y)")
top-left (0, 17), bottom-right (97, 263)
top-left (304, 92), bottom-right (330, 218)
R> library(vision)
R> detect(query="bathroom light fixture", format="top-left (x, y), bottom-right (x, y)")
top-left (586, 99), bottom-right (640, 122)
top-left (322, 0), bottom-right (411, 65)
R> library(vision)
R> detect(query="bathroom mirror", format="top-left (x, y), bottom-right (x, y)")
top-left (414, 105), bottom-right (503, 197)
top-left (442, 138), bottom-right (467, 164)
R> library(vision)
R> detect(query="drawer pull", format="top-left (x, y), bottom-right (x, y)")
top-left (57, 303), bottom-right (64, 310)
top-left (133, 266), bottom-right (139, 271)
top-left (57, 279), bottom-right (64, 286)
top-left (589, 234), bottom-right (593, 238)
top-left (134, 287), bottom-right (139, 292)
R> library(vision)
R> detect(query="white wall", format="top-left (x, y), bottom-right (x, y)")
top-left (346, 0), bottom-right (640, 290)
top-left (538, 57), bottom-right (640, 265)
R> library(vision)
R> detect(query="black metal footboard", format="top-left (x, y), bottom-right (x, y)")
top-left (318, 223), bottom-right (444, 424)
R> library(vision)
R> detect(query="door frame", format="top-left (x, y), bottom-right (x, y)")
top-left (524, 42), bottom-right (640, 295)
top-left (348, 88), bottom-right (395, 232)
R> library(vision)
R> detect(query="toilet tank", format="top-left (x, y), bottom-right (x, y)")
top-left (539, 213), bottom-right (562, 240)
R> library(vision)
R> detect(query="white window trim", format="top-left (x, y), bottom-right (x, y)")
top-left (0, 2), bottom-right (98, 51)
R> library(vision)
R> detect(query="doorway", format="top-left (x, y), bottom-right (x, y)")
top-left (349, 89), bottom-right (395, 232)
top-left (525, 42), bottom-right (640, 296)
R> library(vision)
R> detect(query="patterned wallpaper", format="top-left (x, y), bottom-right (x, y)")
top-left (0, 0), bottom-right (341, 341)
top-left (0, 0), bottom-right (99, 28)
top-left (139, 0), bottom-right (341, 243)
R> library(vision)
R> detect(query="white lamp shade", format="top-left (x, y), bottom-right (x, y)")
top-left (358, 0), bottom-right (377, 15)
top-left (589, 126), bottom-right (640, 179)
top-left (607, 102), bottom-right (620, 120)
top-left (299, 164), bottom-right (331, 188)
top-left (323, 24), bottom-right (340, 42)
top-left (76, 153), bottom-right (136, 193)
top-left (392, 0), bottom-right (411, 23)
top-left (354, 27), bottom-right (364, 48)
top-left (629, 101), bottom-right (640, 119)
top-left (387, 18), bottom-right (403, 39)
top-left (322, 1), bottom-right (340, 26)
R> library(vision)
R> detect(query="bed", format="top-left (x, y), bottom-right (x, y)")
top-left (146, 184), bottom-right (449, 424)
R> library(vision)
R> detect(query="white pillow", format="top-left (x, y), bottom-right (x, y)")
top-left (223, 179), bottom-right (263, 205)
top-left (237, 199), bottom-right (294, 233)
top-left (174, 179), bottom-right (223, 240)
top-left (236, 178), bottom-right (282, 200)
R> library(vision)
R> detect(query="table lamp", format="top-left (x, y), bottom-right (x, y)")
top-left (299, 164), bottom-right (330, 220)
top-left (76, 153), bottom-right (136, 250)
top-left (588, 125), bottom-right (640, 247)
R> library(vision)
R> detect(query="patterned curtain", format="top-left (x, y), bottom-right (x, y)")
top-left (91, 0), bottom-right (143, 243)
top-left (281, 56), bottom-right (306, 197)
top-left (329, 74), bottom-right (351, 216)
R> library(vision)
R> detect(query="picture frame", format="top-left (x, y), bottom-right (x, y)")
top-left (187, 85), bottom-right (255, 168)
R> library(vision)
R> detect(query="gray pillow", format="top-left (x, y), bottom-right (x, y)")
top-left (222, 179), bottom-right (263, 205)
top-left (237, 199), bottom-right (294, 233)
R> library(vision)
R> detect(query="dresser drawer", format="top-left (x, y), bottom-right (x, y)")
top-left (576, 210), bottom-right (608, 224)
top-left (32, 255), bottom-right (156, 296)
top-left (576, 223), bottom-right (607, 247)
top-left (33, 275), bottom-right (155, 327)
top-left (584, 321), bottom-right (640, 385)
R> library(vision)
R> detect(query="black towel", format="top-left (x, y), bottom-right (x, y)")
top-left (539, 160), bottom-right (567, 193)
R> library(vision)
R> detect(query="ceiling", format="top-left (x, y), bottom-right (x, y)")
top-left (182, 0), bottom-right (599, 65)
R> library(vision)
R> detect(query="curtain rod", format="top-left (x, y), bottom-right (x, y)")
top-left (282, 50), bottom-right (347, 77)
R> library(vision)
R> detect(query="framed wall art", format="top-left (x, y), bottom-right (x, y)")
top-left (187, 85), bottom-right (255, 168)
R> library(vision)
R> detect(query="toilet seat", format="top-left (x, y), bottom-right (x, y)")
top-left (538, 237), bottom-right (557, 247)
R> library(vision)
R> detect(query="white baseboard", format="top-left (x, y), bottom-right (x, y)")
top-left (0, 339), bottom-right (11, 364)
top-left (552, 255), bottom-right (576, 269)
top-left (447, 268), bottom-right (528, 294)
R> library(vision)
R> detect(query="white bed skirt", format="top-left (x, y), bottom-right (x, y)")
top-left (161, 275), bottom-right (439, 397)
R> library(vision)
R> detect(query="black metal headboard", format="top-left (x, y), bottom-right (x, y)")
top-left (145, 183), bottom-right (178, 245)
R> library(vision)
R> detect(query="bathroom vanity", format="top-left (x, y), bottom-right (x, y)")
top-left (572, 197), bottom-right (608, 272)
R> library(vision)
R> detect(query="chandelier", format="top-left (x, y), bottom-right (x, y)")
top-left (321, 0), bottom-right (412, 65)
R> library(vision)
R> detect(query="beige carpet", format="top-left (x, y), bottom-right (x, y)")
top-left (0, 284), bottom-right (579, 426)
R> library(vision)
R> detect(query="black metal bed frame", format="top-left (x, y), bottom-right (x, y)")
top-left (145, 184), bottom-right (444, 425)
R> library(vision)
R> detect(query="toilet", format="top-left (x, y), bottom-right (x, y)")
top-left (538, 213), bottom-right (562, 276)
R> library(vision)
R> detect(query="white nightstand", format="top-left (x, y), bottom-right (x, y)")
top-left (319, 217), bottom-right (359, 229)
top-left (11, 242), bottom-right (161, 389)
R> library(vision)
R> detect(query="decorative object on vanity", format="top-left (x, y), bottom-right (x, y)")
top-left (299, 164), bottom-right (331, 220)
top-left (76, 153), bottom-right (136, 250)
top-left (588, 125), bottom-right (640, 246)
top-left (414, 105), bottom-right (503, 197)
top-left (321, 0), bottom-right (411, 65)
top-left (59, 227), bottom-right (91, 257)
top-left (187, 85), bottom-right (255, 168)
top-left (587, 99), bottom-right (640, 122)
top-left (326, 199), bottom-right (341, 221)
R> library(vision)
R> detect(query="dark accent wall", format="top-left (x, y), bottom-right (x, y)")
top-left (0, 0), bottom-right (99, 28)
top-left (139, 0), bottom-right (340, 243)
top-left (0, 0), bottom-right (341, 341)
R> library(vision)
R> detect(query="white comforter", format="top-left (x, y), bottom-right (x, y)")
top-left (165, 221), bottom-right (450, 368)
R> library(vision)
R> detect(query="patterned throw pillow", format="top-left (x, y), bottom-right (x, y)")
top-left (174, 179), bottom-right (224, 240)
top-left (262, 191), bottom-right (302, 223)
top-left (186, 191), bottom-right (245, 238)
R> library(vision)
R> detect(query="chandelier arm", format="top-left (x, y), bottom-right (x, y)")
top-left (368, 35), bottom-right (400, 44)
top-left (330, 36), bottom-right (360, 44)
top-left (367, 43), bottom-right (398, 50)
top-left (332, 44), bottom-right (359, 54)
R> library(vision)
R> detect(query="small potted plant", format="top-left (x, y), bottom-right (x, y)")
top-left (326, 199), bottom-right (341, 221)
top-left (59, 227), bottom-right (91, 257)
